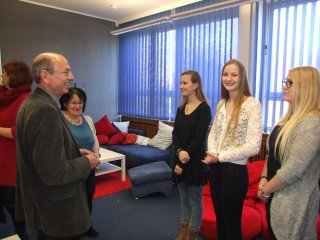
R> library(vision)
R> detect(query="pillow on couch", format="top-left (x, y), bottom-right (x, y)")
top-left (122, 133), bottom-right (138, 145)
top-left (135, 135), bottom-right (151, 145)
top-left (111, 122), bottom-right (121, 132)
top-left (94, 115), bottom-right (118, 136)
top-left (113, 121), bottom-right (130, 133)
top-left (148, 121), bottom-right (173, 150)
top-left (109, 132), bottom-right (127, 145)
top-left (97, 134), bottom-right (109, 145)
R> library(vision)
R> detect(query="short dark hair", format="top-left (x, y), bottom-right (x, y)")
top-left (3, 60), bottom-right (33, 88)
top-left (59, 87), bottom-right (87, 112)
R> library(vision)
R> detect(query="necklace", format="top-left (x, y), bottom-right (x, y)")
top-left (65, 114), bottom-right (82, 126)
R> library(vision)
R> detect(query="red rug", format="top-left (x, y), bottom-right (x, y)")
top-left (93, 171), bottom-right (132, 199)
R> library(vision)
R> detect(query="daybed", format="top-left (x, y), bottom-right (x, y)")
top-left (105, 144), bottom-right (173, 169)
top-left (94, 115), bottom-right (174, 169)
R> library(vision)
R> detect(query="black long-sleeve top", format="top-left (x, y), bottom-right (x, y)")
top-left (172, 102), bottom-right (211, 186)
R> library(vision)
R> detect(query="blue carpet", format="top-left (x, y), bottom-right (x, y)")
top-left (0, 185), bottom-right (266, 240)
top-left (85, 185), bottom-right (188, 240)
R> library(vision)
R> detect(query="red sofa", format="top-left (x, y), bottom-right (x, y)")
top-left (200, 160), bottom-right (320, 240)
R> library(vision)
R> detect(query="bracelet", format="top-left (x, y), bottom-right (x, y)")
top-left (260, 188), bottom-right (271, 198)
top-left (259, 176), bottom-right (267, 181)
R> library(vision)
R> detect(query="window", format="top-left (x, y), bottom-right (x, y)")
top-left (253, 0), bottom-right (320, 132)
top-left (118, 0), bottom-right (319, 130)
top-left (118, 6), bottom-right (239, 120)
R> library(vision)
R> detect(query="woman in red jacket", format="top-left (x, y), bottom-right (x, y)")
top-left (0, 60), bottom-right (33, 240)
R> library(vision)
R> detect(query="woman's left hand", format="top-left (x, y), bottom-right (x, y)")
top-left (174, 165), bottom-right (183, 175)
top-left (257, 187), bottom-right (270, 202)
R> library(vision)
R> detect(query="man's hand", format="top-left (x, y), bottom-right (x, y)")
top-left (87, 153), bottom-right (100, 169)
top-left (79, 149), bottom-right (93, 155)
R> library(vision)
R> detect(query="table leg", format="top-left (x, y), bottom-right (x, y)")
top-left (121, 157), bottom-right (126, 181)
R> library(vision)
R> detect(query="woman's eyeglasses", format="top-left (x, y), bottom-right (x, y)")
top-left (282, 79), bottom-right (293, 88)
top-left (69, 102), bottom-right (84, 106)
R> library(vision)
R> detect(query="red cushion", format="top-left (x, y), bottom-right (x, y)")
top-left (122, 133), bottom-right (138, 145)
top-left (96, 134), bottom-right (109, 145)
top-left (200, 196), bottom-right (262, 240)
top-left (94, 115), bottom-right (119, 136)
top-left (247, 161), bottom-right (265, 185)
top-left (109, 132), bottom-right (126, 145)
top-left (203, 184), bottom-right (211, 197)
top-left (246, 161), bottom-right (265, 200)
top-left (254, 201), bottom-right (271, 240)
top-left (200, 196), bottom-right (217, 239)
top-left (246, 181), bottom-right (260, 200)
top-left (241, 206), bottom-right (262, 239)
top-left (243, 198), bottom-right (255, 208)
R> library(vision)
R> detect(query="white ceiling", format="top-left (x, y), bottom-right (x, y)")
top-left (20, 0), bottom-right (203, 25)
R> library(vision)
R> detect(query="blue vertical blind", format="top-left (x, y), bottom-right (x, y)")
top-left (118, 5), bottom-right (239, 120)
top-left (253, 0), bottom-right (320, 132)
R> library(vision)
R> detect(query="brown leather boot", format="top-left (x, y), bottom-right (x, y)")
top-left (176, 221), bottom-right (189, 240)
top-left (186, 227), bottom-right (199, 240)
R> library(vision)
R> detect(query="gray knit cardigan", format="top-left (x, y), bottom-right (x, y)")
top-left (270, 115), bottom-right (320, 240)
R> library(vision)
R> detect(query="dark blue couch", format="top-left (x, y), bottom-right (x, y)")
top-left (100, 128), bottom-right (174, 169)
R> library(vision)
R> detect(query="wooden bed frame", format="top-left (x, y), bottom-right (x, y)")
top-left (121, 116), bottom-right (174, 138)
top-left (121, 116), bottom-right (268, 162)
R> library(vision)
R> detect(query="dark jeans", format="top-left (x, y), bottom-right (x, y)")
top-left (37, 230), bottom-right (81, 240)
top-left (0, 186), bottom-right (27, 235)
top-left (208, 162), bottom-right (248, 240)
top-left (85, 170), bottom-right (96, 213)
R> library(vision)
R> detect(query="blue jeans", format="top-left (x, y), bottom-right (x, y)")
top-left (177, 183), bottom-right (203, 230)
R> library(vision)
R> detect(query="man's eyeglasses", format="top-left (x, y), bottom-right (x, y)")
top-left (282, 79), bottom-right (293, 88)
top-left (54, 69), bottom-right (73, 76)
top-left (45, 69), bottom-right (73, 76)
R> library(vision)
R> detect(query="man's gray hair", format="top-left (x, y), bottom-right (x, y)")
top-left (32, 52), bottom-right (63, 84)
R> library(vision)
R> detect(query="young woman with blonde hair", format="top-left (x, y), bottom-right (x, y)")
top-left (257, 66), bottom-right (320, 239)
top-left (203, 59), bottom-right (262, 239)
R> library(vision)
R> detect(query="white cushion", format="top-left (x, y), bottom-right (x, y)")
top-left (134, 135), bottom-right (151, 145)
top-left (147, 121), bottom-right (173, 150)
top-left (113, 121), bottom-right (129, 133)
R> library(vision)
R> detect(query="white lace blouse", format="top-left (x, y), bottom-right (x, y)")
top-left (207, 96), bottom-right (262, 165)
